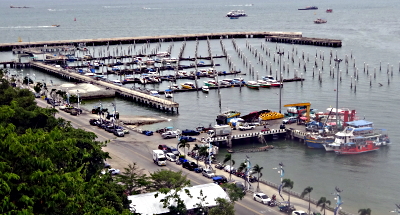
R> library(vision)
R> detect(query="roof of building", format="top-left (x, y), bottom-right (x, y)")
top-left (128, 183), bottom-right (229, 215)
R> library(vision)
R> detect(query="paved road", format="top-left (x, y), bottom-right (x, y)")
top-left (35, 98), bottom-right (333, 215)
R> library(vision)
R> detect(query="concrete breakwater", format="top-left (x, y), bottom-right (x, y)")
top-left (0, 31), bottom-right (341, 51)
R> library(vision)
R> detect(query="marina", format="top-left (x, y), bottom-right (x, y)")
top-left (1, 0), bottom-right (400, 213)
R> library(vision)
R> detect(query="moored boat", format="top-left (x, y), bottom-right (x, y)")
top-left (305, 134), bottom-right (335, 149)
top-left (245, 81), bottom-right (260, 89)
top-left (202, 86), bottom-right (209, 93)
top-left (257, 80), bottom-right (271, 88)
top-left (331, 120), bottom-right (389, 155)
top-left (181, 82), bottom-right (195, 89)
top-left (263, 76), bottom-right (282, 87)
top-left (164, 89), bottom-right (173, 98)
top-left (298, 6), bottom-right (318, 10)
top-left (314, 18), bottom-right (327, 24)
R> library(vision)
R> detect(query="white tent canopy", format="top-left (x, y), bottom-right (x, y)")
top-left (128, 183), bottom-right (230, 215)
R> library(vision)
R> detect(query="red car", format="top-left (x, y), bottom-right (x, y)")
top-left (158, 144), bottom-right (168, 150)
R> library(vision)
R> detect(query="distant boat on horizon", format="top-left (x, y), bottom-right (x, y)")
top-left (298, 6), bottom-right (318, 10)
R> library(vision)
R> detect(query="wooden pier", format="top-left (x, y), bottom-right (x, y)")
top-left (0, 32), bottom-right (307, 51)
top-left (29, 61), bottom-right (180, 112)
top-left (265, 35), bottom-right (342, 47)
top-left (209, 129), bottom-right (287, 147)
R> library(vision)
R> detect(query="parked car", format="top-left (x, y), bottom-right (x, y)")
top-left (180, 136), bottom-right (197, 142)
top-left (282, 117), bottom-right (297, 124)
top-left (305, 124), bottom-right (322, 132)
top-left (105, 125), bottom-right (115, 133)
top-left (253, 192), bottom-right (271, 204)
top-left (114, 128), bottom-right (125, 137)
top-left (181, 129), bottom-right (200, 136)
top-left (161, 130), bottom-right (179, 139)
top-left (142, 130), bottom-right (153, 136)
top-left (183, 161), bottom-right (198, 171)
top-left (235, 182), bottom-right (246, 193)
top-left (158, 144), bottom-right (168, 150)
top-left (194, 165), bottom-right (203, 173)
top-left (238, 124), bottom-right (256, 131)
top-left (107, 168), bottom-right (120, 175)
top-left (89, 119), bottom-right (99, 126)
top-left (166, 153), bottom-right (177, 162)
top-left (122, 128), bottom-right (130, 134)
top-left (166, 146), bottom-right (180, 156)
top-left (212, 175), bottom-right (228, 184)
top-left (292, 211), bottom-right (308, 215)
top-left (202, 168), bottom-right (215, 178)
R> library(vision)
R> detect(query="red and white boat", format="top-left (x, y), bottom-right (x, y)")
top-left (334, 141), bottom-right (379, 155)
top-left (262, 76), bottom-right (282, 87)
top-left (331, 120), bottom-right (389, 155)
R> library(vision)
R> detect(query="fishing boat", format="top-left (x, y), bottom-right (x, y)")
top-left (326, 9), bottom-right (333, 13)
top-left (298, 6), bottom-right (318, 10)
top-left (257, 80), bottom-right (271, 88)
top-left (202, 86), bottom-right (209, 93)
top-left (164, 89), bottom-right (173, 98)
top-left (245, 81), bottom-right (260, 89)
top-left (181, 82), bottom-right (195, 89)
top-left (330, 120), bottom-right (390, 155)
top-left (314, 18), bottom-right (327, 24)
top-left (305, 133), bottom-right (335, 149)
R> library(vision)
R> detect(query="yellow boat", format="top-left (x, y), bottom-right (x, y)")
top-left (181, 82), bottom-right (195, 89)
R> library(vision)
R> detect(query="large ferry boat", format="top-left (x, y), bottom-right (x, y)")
top-left (327, 120), bottom-right (390, 155)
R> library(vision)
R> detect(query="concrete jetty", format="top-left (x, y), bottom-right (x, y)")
top-left (0, 31), bottom-right (342, 51)
top-left (30, 61), bottom-right (180, 112)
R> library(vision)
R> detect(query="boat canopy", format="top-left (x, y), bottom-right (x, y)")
top-left (347, 127), bottom-right (373, 132)
top-left (346, 120), bottom-right (373, 127)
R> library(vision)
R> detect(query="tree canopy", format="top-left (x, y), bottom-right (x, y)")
top-left (0, 70), bottom-right (131, 214)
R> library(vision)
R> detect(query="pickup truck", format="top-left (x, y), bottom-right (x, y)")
top-left (239, 124), bottom-right (256, 131)
top-left (161, 131), bottom-right (178, 139)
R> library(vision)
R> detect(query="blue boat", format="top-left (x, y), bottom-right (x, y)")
top-left (305, 135), bottom-right (334, 149)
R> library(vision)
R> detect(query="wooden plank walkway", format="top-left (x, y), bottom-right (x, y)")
top-left (29, 61), bottom-right (180, 112)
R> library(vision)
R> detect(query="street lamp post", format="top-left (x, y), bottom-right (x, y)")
top-left (334, 58), bottom-right (342, 130)
top-left (277, 50), bottom-right (284, 113)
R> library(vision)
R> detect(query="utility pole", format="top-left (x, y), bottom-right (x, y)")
top-left (334, 58), bottom-right (342, 130)
top-left (277, 50), bottom-right (285, 113)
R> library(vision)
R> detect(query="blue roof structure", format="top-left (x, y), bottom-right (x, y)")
top-left (346, 120), bottom-right (373, 127)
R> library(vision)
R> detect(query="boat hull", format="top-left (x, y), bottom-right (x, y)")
top-left (305, 137), bottom-right (334, 149)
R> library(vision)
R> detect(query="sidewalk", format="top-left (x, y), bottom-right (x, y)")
top-left (182, 147), bottom-right (338, 215)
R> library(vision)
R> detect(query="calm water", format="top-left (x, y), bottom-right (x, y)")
top-left (1, 0), bottom-right (400, 214)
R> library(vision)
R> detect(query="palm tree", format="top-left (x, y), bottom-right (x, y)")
top-left (198, 145), bottom-right (209, 167)
top-left (282, 178), bottom-right (294, 206)
top-left (251, 164), bottom-right (263, 192)
top-left (178, 138), bottom-right (190, 158)
top-left (317, 197), bottom-right (331, 215)
top-left (358, 208), bottom-right (372, 215)
top-left (223, 153), bottom-right (235, 181)
top-left (300, 186), bottom-right (313, 214)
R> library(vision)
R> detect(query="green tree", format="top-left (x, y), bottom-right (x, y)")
top-left (301, 186), bottom-right (314, 214)
top-left (221, 182), bottom-right (246, 202)
top-left (151, 169), bottom-right (191, 213)
top-left (237, 162), bottom-right (247, 173)
top-left (208, 197), bottom-right (235, 215)
top-left (251, 164), bottom-right (263, 192)
top-left (178, 138), bottom-right (190, 157)
top-left (116, 162), bottom-right (152, 195)
top-left (358, 208), bottom-right (372, 215)
top-left (223, 153), bottom-right (235, 181)
top-left (282, 178), bottom-right (294, 206)
top-left (317, 197), bottom-right (331, 215)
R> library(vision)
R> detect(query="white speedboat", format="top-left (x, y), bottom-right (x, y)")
top-left (202, 85), bottom-right (209, 93)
